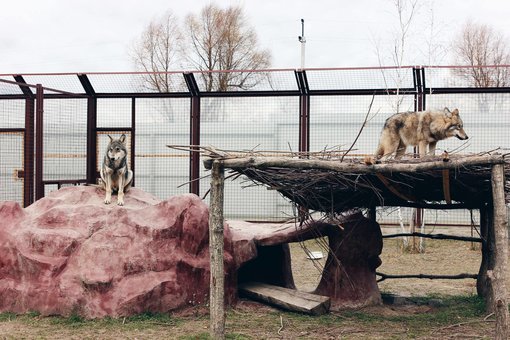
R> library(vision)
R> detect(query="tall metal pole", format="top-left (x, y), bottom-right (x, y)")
top-left (298, 19), bottom-right (306, 69)
top-left (35, 84), bottom-right (44, 200)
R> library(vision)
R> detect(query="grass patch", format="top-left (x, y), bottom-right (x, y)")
top-left (178, 332), bottom-right (251, 340)
top-left (0, 312), bottom-right (17, 322)
top-left (0, 295), bottom-right (495, 339)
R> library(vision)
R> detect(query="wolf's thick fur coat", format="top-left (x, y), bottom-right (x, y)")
top-left (99, 134), bottom-right (133, 206)
top-left (375, 108), bottom-right (468, 159)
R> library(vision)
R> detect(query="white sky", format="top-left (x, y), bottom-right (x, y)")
top-left (1, 0), bottom-right (509, 74)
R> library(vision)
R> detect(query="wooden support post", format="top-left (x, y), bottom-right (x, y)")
top-left (367, 205), bottom-right (377, 221)
top-left (490, 164), bottom-right (509, 340)
top-left (477, 205), bottom-right (492, 299)
top-left (209, 160), bottom-right (225, 340)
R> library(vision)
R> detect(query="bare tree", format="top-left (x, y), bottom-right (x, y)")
top-left (131, 11), bottom-right (183, 92)
top-left (375, 0), bottom-right (420, 113)
top-left (453, 20), bottom-right (510, 87)
top-left (182, 4), bottom-right (271, 92)
top-left (420, 1), bottom-right (447, 66)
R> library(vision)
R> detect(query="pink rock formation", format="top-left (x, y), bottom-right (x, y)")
top-left (0, 186), bottom-right (236, 318)
top-left (0, 186), bottom-right (382, 318)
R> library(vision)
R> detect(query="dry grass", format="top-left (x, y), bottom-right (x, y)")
top-left (290, 234), bottom-right (483, 297)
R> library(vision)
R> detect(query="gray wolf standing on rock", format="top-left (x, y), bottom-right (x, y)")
top-left (374, 107), bottom-right (469, 160)
top-left (100, 134), bottom-right (133, 205)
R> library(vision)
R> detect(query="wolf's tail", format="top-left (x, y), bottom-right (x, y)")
top-left (364, 144), bottom-right (384, 165)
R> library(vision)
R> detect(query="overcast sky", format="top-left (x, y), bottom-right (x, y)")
top-left (1, 0), bottom-right (510, 74)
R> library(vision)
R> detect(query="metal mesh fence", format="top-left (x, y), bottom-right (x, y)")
top-left (0, 96), bottom-right (26, 205)
top-left (135, 98), bottom-right (190, 198)
top-left (199, 96), bottom-right (300, 220)
top-left (0, 99), bottom-right (25, 128)
top-left (306, 67), bottom-right (415, 90)
top-left (42, 98), bottom-right (88, 187)
top-left (310, 95), bottom-right (416, 155)
top-left (0, 66), bottom-right (508, 224)
top-left (0, 132), bottom-right (24, 203)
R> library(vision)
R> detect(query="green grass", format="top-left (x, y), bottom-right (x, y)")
top-left (0, 295), bottom-right (494, 339)
top-left (0, 312), bottom-right (17, 322)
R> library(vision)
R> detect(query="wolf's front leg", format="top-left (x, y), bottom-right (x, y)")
top-left (428, 141), bottom-right (437, 156)
top-left (117, 176), bottom-right (125, 206)
top-left (104, 177), bottom-right (112, 204)
top-left (418, 141), bottom-right (428, 158)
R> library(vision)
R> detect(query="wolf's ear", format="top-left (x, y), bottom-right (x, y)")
top-left (107, 134), bottom-right (113, 142)
top-left (444, 107), bottom-right (452, 117)
top-left (451, 108), bottom-right (459, 116)
top-left (119, 134), bottom-right (126, 143)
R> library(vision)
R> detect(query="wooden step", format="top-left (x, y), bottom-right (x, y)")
top-left (239, 282), bottom-right (330, 315)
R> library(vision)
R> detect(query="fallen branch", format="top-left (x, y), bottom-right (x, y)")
top-left (376, 272), bottom-right (477, 282)
top-left (434, 315), bottom-right (495, 333)
top-left (383, 232), bottom-right (482, 243)
top-left (277, 315), bottom-right (284, 335)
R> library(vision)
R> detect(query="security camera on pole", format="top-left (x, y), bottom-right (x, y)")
top-left (298, 19), bottom-right (306, 69)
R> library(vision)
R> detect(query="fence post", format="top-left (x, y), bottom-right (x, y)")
top-left (412, 67), bottom-right (426, 251)
top-left (413, 67), bottom-right (426, 112)
top-left (131, 97), bottom-right (136, 187)
top-left (184, 73), bottom-right (201, 196)
top-left (23, 98), bottom-right (35, 206)
top-left (295, 70), bottom-right (310, 155)
top-left (78, 74), bottom-right (98, 185)
top-left (13, 75), bottom-right (35, 206)
top-left (34, 84), bottom-right (44, 200)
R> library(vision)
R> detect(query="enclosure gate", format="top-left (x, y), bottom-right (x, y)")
top-left (0, 130), bottom-right (27, 205)
top-left (0, 78), bottom-right (35, 207)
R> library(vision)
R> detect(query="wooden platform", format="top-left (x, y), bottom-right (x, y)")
top-left (239, 282), bottom-right (331, 315)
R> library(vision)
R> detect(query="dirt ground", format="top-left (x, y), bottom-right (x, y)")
top-left (0, 225), bottom-right (508, 339)
top-left (290, 226), bottom-right (489, 297)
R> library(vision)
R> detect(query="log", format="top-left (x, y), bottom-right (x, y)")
top-left (490, 164), bottom-right (509, 340)
top-left (382, 232), bottom-right (482, 243)
top-left (209, 160), bottom-right (225, 340)
top-left (203, 154), bottom-right (505, 173)
top-left (239, 282), bottom-right (331, 316)
top-left (376, 272), bottom-right (477, 282)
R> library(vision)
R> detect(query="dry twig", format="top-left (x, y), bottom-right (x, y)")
top-left (277, 315), bottom-right (284, 335)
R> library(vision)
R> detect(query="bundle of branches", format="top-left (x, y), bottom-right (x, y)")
top-left (169, 145), bottom-right (510, 214)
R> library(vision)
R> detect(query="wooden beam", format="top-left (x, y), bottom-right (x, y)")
top-left (239, 282), bottom-right (331, 315)
top-left (203, 154), bottom-right (506, 173)
top-left (376, 173), bottom-right (416, 202)
top-left (490, 164), bottom-right (509, 340)
top-left (442, 169), bottom-right (452, 204)
top-left (209, 160), bottom-right (225, 340)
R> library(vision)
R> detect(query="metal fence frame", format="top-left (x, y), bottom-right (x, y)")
top-left (0, 66), bottom-right (509, 210)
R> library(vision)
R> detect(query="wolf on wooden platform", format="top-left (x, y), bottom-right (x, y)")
top-left (375, 107), bottom-right (469, 160)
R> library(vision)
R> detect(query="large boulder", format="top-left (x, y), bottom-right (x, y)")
top-left (0, 186), bottom-right (236, 318)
